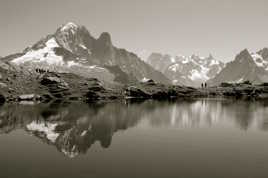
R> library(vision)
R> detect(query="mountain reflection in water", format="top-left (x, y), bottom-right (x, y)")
top-left (1, 99), bottom-right (268, 158)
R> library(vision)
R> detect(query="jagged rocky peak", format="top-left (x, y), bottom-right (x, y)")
top-left (92, 31), bottom-right (115, 65)
top-left (147, 53), bottom-right (162, 64)
top-left (149, 52), bottom-right (164, 58)
top-left (55, 22), bottom-right (81, 39)
top-left (208, 53), bottom-right (214, 59)
top-left (55, 22), bottom-right (95, 53)
top-left (235, 48), bottom-right (252, 61)
top-left (59, 22), bottom-right (79, 32)
top-left (147, 53), bottom-right (172, 63)
top-left (257, 48), bottom-right (268, 59)
top-left (190, 53), bottom-right (217, 63)
top-left (147, 53), bottom-right (174, 73)
top-left (190, 54), bottom-right (199, 60)
top-left (56, 22), bottom-right (91, 37)
top-left (240, 48), bottom-right (251, 55)
top-left (97, 32), bottom-right (112, 46)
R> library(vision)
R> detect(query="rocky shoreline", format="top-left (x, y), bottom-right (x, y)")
top-left (125, 80), bottom-right (268, 101)
top-left (1, 68), bottom-right (268, 105)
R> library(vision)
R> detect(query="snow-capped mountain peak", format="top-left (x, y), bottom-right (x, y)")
top-left (3, 22), bottom-right (170, 85)
top-left (54, 22), bottom-right (94, 54)
top-left (60, 22), bottom-right (79, 33)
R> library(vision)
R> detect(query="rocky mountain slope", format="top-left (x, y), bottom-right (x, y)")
top-left (208, 48), bottom-right (268, 86)
top-left (1, 22), bottom-right (170, 85)
top-left (0, 57), bottom-right (207, 104)
top-left (147, 53), bottom-right (224, 87)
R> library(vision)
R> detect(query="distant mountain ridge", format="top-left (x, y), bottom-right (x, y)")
top-left (208, 48), bottom-right (268, 85)
top-left (147, 53), bottom-right (224, 87)
top-left (1, 22), bottom-right (170, 85)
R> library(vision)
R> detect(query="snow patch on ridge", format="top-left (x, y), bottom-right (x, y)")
top-left (251, 53), bottom-right (268, 68)
top-left (169, 64), bottom-right (180, 72)
top-left (79, 44), bottom-right (87, 49)
top-left (88, 65), bottom-right (106, 71)
top-left (170, 57), bottom-right (175, 63)
top-left (168, 55), bottom-right (214, 82)
top-left (67, 61), bottom-right (80, 67)
top-left (12, 38), bottom-right (64, 65)
top-left (228, 77), bottom-right (244, 83)
top-left (182, 57), bottom-right (190, 64)
top-left (141, 77), bottom-right (150, 83)
top-left (188, 68), bottom-right (209, 81)
top-left (209, 59), bottom-right (220, 66)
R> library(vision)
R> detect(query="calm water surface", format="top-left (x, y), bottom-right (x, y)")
top-left (1, 99), bottom-right (268, 178)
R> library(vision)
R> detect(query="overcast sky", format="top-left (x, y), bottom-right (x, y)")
top-left (1, 0), bottom-right (268, 62)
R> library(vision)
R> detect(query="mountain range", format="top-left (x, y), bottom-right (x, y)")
top-left (147, 53), bottom-right (224, 87)
top-left (1, 22), bottom-right (268, 87)
top-left (146, 48), bottom-right (268, 87)
top-left (1, 22), bottom-right (170, 85)
top-left (208, 48), bottom-right (268, 86)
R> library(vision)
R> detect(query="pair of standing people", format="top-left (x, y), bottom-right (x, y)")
top-left (201, 83), bottom-right (207, 88)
